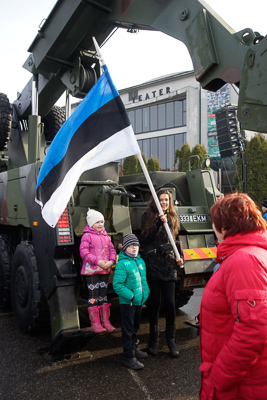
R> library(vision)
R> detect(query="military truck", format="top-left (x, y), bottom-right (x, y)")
top-left (119, 157), bottom-right (220, 307)
top-left (1, 0), bottom-right (265, 356)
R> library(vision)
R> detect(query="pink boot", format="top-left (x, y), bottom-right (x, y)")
top-left (100, 303), bottom-right (116, 333)
top-left (88, 306), bottom-right (106, 333)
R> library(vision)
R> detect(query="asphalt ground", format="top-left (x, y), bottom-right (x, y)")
top-left (0, 289), bottom-right (203, 400)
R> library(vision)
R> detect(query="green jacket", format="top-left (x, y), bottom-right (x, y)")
top-left (113, 251), bottom-right (150, 306)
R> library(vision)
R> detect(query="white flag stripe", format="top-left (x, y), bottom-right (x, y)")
top-left (41, 126), bottom-right (140, 227)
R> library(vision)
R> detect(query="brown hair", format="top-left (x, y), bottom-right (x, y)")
top-left (210, 192), bottom-right (267, 238)
top-left (141, 189), bottom-right (179, 238)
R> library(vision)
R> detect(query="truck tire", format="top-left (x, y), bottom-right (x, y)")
top-left (10, 241), bottom-right (50, 332)
top-left (175, 288), bottom-right (194, 309)
top-left (0, 92), bottom-right (12, 151)
top-left (0, 234), bottom-right (14, 309)
top-left (43, 105), bottom-right (66, 142)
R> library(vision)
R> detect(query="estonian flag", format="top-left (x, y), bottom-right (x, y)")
top-left (35, 64), bottom-right (141, 227)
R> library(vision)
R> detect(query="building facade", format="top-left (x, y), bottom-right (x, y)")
top-left (71, 70), bottom-right (239, 179)
top-left (119, 70), bottom-right (238, 171)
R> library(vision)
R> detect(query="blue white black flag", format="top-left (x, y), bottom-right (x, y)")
top-left (35, 64), bottom-right (141, 227)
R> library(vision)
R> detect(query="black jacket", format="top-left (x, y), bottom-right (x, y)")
top-left (140, 211), bottom-right (183, 282)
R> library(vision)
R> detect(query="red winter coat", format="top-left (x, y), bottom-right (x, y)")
top-left (80, 225), bottom-right (116, 275)
top-left (199, 231), bottom-right (267, 400)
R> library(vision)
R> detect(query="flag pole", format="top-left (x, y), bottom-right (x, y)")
top-left (92, 37), bottom-right (180, 262)
top-left (137, 153), bottom-right (181, 261)
top-left (93, 37), bottom-right (105, 66)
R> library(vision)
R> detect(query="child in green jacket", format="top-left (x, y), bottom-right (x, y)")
top-left (113, 233), bottom-right (150, 370)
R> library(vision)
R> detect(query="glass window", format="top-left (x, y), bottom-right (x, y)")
top-left (167, 135), bottom-right (175, 170)
top-left (174, 133), bottom-right (186, 150)
top-left (142, 139), bottom-right (151, 161)
top-left (127, 110), bottom-right (135, 131)
top-left (151, 137), bottom-right (158, 158)
top-left (174, 101), bottom-right (183, 127)
top-left (183, 99), bottom-right (187, 126)
top-left (135, 109), bottom-right (142, 133)
top-left (137, 139), bottom-right (143, 152)
top-left (166, 102), bottom-right (174, 128)
top-left (150, 105), bottom-right (157, 131)
top-left (158, 136), bottom-right (166, 169)
top-left (143, 107), bottom-right (149, 132)
top-left (158, 104), bottom-right (165, 130)
top-left (129, 90), bottom-right (138, 102)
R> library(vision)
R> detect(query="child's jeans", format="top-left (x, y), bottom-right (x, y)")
top-left (120, 304), bottom-right (142, 359)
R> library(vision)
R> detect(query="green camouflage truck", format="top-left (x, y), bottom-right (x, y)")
top-left (1, 0), bottom-right (265, 356)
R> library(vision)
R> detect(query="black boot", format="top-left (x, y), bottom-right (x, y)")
top-left (148, 341), bottom-right (158, 356)
top-left (147, 324), bottom-right (159, 356)
top-left (167, 338), bottom-right (179, 357)
top-left (166, 325), bottom-right (179, 357)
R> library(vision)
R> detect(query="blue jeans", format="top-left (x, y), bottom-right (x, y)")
top-left (120, 304), bottom-right (142, 358)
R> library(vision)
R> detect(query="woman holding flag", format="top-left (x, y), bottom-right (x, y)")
top-left (140, 189), bottom-right (184, 357)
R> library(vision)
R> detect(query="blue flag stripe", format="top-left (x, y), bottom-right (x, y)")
top-left (36, 95), bottom-right (130, 206)
top-left (37, 65), bottom-right (118, 188)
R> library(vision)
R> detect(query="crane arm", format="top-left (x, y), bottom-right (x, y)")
top-left (15, 0), bottom-right (267, 132)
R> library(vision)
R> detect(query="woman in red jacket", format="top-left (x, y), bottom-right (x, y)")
top-left (199, 193), bottom-right (267, 400)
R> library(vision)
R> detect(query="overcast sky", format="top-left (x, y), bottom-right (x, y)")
top-left (1, 0), bottom-right (266, 106)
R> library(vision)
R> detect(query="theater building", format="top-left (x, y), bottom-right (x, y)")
top-left (119, 70), bottom-right (238, 172)
top-left (71, 70), bottom-right (239, 184)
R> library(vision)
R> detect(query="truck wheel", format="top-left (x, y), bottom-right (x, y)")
top-left (0, 234), bottom-right (14, 309)
top-left (175, 288), bottom-right (194, 309)
top-left (10, 241), bottom-right (50, 332)
top-left (43, 105), bottom-right (66, 142)
top-left (0, 93), bottom-right (12, 151)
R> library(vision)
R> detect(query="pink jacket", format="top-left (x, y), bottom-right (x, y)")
top-left (80, 225), bottom-right (116, 275)
top-left (199, 231), bottom-right (267, 400)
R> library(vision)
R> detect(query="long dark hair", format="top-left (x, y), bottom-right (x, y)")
top-left (141, 189), bottom-right (179, 238)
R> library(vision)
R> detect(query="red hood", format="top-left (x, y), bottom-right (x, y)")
top-left (217, 230), bottom-right (267, 264)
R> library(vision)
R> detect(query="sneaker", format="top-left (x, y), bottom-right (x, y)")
top-left (124, 357), bottom-right (144, 370)
top-left (135, 348), bottom-right (148, 359)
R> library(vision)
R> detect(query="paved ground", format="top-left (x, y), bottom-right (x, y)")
top-left (0, 289), bottom-right (203, 400)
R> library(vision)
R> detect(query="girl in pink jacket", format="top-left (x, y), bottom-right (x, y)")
top-left (199, 193), bottom-right (267, 400)
top-left (80, 208), bottom-right (116, 333)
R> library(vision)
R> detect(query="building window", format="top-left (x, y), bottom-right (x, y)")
top-left (150, 105), bottom-right (157, 131)
top-left (143, 107), bottom-right (149, 132)
top-left (174, 100), bottom-right (183, 126)
top-left (137, 133), bottom-right (186, 171)
top-left (167, 135), bottom-right (175, 170)
top-left (158, 104), bottom-right (166, 130)
top-left (129, 90), bottom-right (138, 102)
top-left (151, 137), bottom-right (158, 158)
top-left (166, 102), bottom-right (174, 128)
top-left (128, 110), bottom-right (135, 131)
top-left (158, 136), bottom-right (166, 169)
top-left (127, 98), bottom-right (186, 134)
top-left (183, 99), bottom-right (187, 125)
top-left (142, 139), bottom-right (150, 157)
top-left (135, 109), bottom-right (142, 133)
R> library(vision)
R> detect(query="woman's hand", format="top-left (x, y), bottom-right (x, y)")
top-left (159, 213), bottom-right (167, 223)
top-left (176, 258), bottom-right (184, 267)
